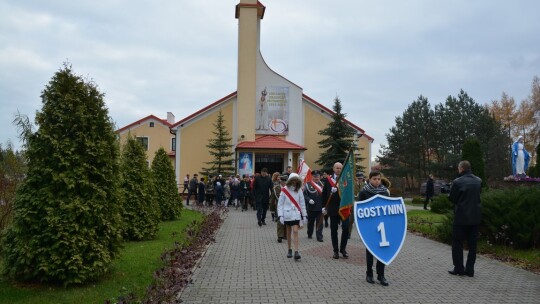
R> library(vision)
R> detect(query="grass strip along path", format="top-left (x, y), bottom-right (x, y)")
top-left (0, 209), bottom-right (208, 304)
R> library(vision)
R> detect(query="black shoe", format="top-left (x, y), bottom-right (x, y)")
top-left (377, 276), bottom-right (389, 286)
top-left (294, 251), bottom-right (301, 260)
top-left (287, 249), bottom-right (292, 258)
top-left (448, 270), bottom-right (465, 276)
top-left (262, 221), bottom-right (267, 225)
top-left (333, 252), bottom-right (339, 259)
top-left (325, 222), bottom-right (329, 228)
top-left (277, 237), bottom-right (282, 243)
top-left (366, 274), bottom-right (374, 284)
top-left (317, 238), bottom-right (323, 242)
top-left (258, 221), bottom-right (262, 227)
top-left (465, 272), bottom-right (474, 277)
top-left (308, 235), bottom-right (312, 239)
top-left (340, 250), bottom-right (349, 259)
top-left (423, 207), bottom-right (428, 210)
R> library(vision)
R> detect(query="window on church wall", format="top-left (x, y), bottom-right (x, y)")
top-left (136, 136), bottom-right (149, 151)
top-left (171, 138), bottom-right (176, 151)
top-left (149, 122), bottom-right (155, 127)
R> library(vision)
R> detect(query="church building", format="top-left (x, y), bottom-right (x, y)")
top-left (169, 0), bottom-right (373, 183)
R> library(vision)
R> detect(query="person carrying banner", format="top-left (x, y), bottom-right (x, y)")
top-left (358, 171), bottom-right (391, 286)
top-left (304, 170), bottom-right (324, 242)
top-left (277, 173), bottom-right (307, 260)
top-left (322, 162), bottom-right (350, 259)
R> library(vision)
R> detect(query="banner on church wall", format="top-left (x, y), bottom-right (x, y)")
top-left (255, 86), bottom-right (289, 135)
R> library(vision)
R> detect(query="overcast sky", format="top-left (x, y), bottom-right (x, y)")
top-left (1, 0), bottom-right (539, 161)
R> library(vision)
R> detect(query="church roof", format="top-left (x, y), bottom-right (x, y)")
top-left (236, 135), bottom-right (306, 150)
top-left (116, 114), bottom-right (173, 134)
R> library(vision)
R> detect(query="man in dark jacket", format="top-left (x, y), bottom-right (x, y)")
top-left (186, 174), bottom-right (198, 206)
top-left (322, 162), bottom-right (349, 259)
top-left (448, 160), bottom-right (482, 277)
top-left (253, 168), bottom-right (273, 226)
top-left (424, 174), bottom-right (434, 210)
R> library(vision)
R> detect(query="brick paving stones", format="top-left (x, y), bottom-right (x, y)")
top-left (179, 207), bottom-right (540, 303)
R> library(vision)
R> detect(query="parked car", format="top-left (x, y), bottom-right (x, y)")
top-left (420, 179), bottom-right (451, 196)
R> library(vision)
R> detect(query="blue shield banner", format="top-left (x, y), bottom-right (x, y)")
top-left (354, 195), bottom-right (407, 265)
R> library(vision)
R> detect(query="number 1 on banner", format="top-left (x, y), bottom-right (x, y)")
top-left (378, 222), bottom-right (390, 247)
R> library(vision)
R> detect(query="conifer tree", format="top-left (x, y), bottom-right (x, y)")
top-left (462, 138), bottom-right (486, 186)
top-left (201, 110), bottom-right (235, 176)
top-left (151, 147), bottom-right (182, 220)
top-left (316, 97), bottom-right (357, 173)
top-left (1, 64), bottom-right (122, 285)
top-left (119, 136), bottom-right (160, 240)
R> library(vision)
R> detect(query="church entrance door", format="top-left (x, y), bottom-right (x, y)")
top-left (255, 153), bottom-right (284, 175)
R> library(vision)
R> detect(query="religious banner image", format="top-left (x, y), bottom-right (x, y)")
top-left (238, 152), bottom-right (253, 178)
top-left (255, 86), bottom-right (289, 135)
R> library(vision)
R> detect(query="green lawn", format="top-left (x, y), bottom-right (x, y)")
top-left (0, 209), bottom-right (203, 304)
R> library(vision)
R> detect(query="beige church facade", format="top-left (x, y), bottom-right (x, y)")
top-left (169, 0), bottom-right (373, 184)
top-left (116, 1), bottom-right (373, 186)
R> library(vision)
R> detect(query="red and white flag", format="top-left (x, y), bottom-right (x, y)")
top-left (297, 159), bottom-right (312, 184)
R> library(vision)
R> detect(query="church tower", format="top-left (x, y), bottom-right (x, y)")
top-left (235, 0), bottom-right (265, 142)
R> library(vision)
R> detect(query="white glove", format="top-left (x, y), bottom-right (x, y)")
top-left (322, 208), bottom-right (327, 215)
top-left (279, 217), bottom-right (284, 225)
top-left (331, 187), bottom-right (338, 193)
top-left (309, 199), bottom-right (315, 205)
top-left (299, 218), bottom-right (304, 227)
top-left (303, 217), bottom-right (308, 225)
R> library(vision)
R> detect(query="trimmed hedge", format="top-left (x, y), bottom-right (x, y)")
top-left (430, 195), bottom-right (453, 214)
top-left (434, 186), bottom-right (540, 249)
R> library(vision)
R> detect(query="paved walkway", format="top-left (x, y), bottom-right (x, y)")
top-left (179, 206), bottom-right (540, 303)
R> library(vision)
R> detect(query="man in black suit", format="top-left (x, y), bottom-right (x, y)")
top-left (322, 162), bottom-right (350, 259)
top-left (253, 167), bottom-right (273, 226)
top-left (448, 160), bottom-right (482, 277)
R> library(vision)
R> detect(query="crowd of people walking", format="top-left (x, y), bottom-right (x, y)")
top-left (181, 159), bottom-right (482, 288)
top-left (182, 164), bottom-right (374, 269)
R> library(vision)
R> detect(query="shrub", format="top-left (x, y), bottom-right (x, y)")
top-left (434, 187), bottom-right (540, 249)
top-left (482, 187), bottom-right (540, 249)
top-left (119, 137), bottom-right (160, 241)
top-left (411, 196), bottom-right (424, 204)
top-left (430, 195), bottom-right (453, 214)
top-left (1, 64), bottom-right (122, 285)
top-left (151, 148), bottom-right (182, 221)
top-left (435, 213), bottom-right (454, 244)
top-left (462, 138), bottom-right (486, 187)
top-left (0, 143), bottom-right (26, 234)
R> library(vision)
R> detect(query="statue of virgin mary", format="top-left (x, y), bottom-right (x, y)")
top-left (512, 136), bottom-right (530, 176)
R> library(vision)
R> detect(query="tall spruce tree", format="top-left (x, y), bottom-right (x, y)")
top-left (119, 136), bottom-right (160, 240)
top-left (201, 110), bottom-right (235, 177)
top-left (462, 138), bottom-right (486, 186)
top-left (1, 64), bottom-right (122, 285)
top-left (316, 97), bottom-right (357, 173)
top-left (151, 147), bottom-right (182, 220)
